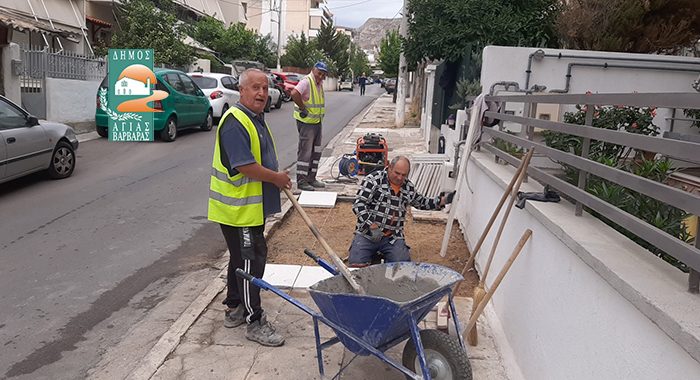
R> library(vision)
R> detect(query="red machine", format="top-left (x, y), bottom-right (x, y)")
top-left (356, 133), bottom-right (388, 175)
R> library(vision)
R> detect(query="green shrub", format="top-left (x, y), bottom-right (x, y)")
top-left (544, 105), bottom-right (690, 271)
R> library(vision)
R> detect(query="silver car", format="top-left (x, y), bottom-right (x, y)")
top-left (0, 95), bottom-right (79, 184)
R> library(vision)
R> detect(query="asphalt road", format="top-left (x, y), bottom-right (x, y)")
top-left (0, 85), bottom-right (383, 379)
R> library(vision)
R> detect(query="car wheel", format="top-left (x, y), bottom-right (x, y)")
top-left (48, 141), bottom-right (76, 179)
top-left (161, 116), bottom-right (177, 142)
top-left (201, 109), bottom-right (214, 131)
top-left (275, 95), bottom-right (282, 109)
top-left (96, 126), bottom-right (108, 138)
top-left (264, 97), bottom-right (271, 113)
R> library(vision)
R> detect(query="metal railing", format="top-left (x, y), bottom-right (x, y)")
top-left (20, 47), bottom-right (106, 83)
top-left (480, 92), bottom-right (700, 292)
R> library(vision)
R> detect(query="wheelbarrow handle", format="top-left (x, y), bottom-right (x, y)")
top-left (305, 249), bottom-right (339, 276)
top-left (234, 269), bottom-right (320, 318)
top-left (304, 248), bottom-right (321, 261)
top-left (234, 268), bottom-right (271, 291)
top-left (235, 268), bottom-right (255, 282)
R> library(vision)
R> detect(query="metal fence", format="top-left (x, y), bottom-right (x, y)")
top-left (20, 47), bottom-right (106, 83)
top-left (480, 92), bottom-right (700, 292)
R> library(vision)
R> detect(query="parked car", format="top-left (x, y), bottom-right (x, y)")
top-left (385, 78), bottom-right (397, 94)
top-left (0, 95), bottom-right (79, 184)
top-left (266, 76), bottom-right (282, 112)
top-left (269, 73), bottom-right (291, 102)
top-left (96, 68), bottom-right (213, 142)
top-left (280, 72), bottom-right (303, 86)
top-left (188, 72), bottom-right (240, 120)
top-left (338, 77), bottom-right (354, 92)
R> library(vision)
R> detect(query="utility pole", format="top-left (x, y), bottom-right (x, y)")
top-left (276, 0), bottom-right (283, 70)
top-left (395, 0), bottom-right (408, 128)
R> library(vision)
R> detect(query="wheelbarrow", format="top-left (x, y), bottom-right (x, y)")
top-left (235, 250), bottom-right (472, 380)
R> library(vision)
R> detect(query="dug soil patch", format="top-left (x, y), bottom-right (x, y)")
top-left (267, 202), bottom-right (478, 297)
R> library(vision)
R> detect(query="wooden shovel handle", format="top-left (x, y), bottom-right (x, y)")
top-left (463, 229), bottom-right (532, 340)
top-left (283, 188), bottom-right (365, 294)
top-left (454, 148), bottom-right (534, 296)
top-left (479, 149), bottom-right (534, 282)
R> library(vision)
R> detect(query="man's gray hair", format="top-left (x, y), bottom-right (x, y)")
top-left (239, 68), bottom-right (265, 87)
top-left (390, 155), bottom-right (411, 167)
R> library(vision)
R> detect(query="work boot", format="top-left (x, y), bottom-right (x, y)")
top-left (224, 306), bottom-right (245, 328)
top-left (298, 182), bottom-right (315, 191)
top-left (309, 179), bottom-right (326, 189)
top-left (246, 315), bottom-right (285, 347)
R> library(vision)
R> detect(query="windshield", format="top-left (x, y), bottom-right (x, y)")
top-left (285, 74), bottom-right (301, 82)
top-left (189, 76), bottom-right (218, 89)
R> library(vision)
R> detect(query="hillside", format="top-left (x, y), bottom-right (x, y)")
top-left (354, 18), bottom-right (401, 51)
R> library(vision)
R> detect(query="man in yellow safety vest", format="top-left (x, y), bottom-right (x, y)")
top-left (208, 68), bottom-right (291, 347)
top-left (291, 61), bottom-right (327, 191)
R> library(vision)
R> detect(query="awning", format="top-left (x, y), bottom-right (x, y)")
top-left (86, 15), bottom-right (112, 28)
top-left (0, 6), bottom-right (81, 40)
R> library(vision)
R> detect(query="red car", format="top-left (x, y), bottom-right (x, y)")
top-left (272, 72), bottom-right (305, 100)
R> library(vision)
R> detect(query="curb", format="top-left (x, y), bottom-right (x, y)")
top-left (127, 201), bottom-right (292, 380)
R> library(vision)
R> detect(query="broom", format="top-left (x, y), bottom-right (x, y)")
top-left (467, 148), bottom-right (533, 346)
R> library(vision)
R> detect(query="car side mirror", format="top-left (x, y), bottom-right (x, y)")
top-left (26, 115), bottom-right (39, 126)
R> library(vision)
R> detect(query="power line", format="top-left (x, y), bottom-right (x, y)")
top-left (329, 0), bottom-right (374, 10)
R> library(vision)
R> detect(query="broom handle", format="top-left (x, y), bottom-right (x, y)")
top-left (283, 188), bottom-right (365, 295)
top-left (453, 148), bottom-right (533, 296)
top-left (479, 149), bottom-right (534, 283)
top-left (463, 229), bottom-right (532, 339)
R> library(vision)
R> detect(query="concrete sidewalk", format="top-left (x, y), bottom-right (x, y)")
top-left (122, 94), bottom-right (511, 380)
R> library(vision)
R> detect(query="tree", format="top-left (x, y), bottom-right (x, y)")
top-left (280, 33), bottom-right (323, 68)
top-left (111, 0), bottom-right (194, 67)
top-left (404, 0), bottom-right (560, 64)
top-left (192, 18), bottom-right (277, 67)
top-left (378, 30), bottom-right (401, 77)
top-left (557, 0), bottom-right (700, 53)
top-left (349, 44), bottom-right (372, 79)
top-left (315, 21), bottom-right (350, 76)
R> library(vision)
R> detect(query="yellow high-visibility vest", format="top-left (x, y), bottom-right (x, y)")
top-left (293, 74), bottom-right (325, 124)
top-left (208, 107), bottom-right (277, 227)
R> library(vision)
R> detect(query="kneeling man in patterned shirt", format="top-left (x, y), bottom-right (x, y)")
top-left (349, 156), bottom-right (455, 267)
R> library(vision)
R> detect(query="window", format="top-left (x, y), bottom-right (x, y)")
top-left (0, 98), bottom-right (28, 130)
top-left (179, 74), bottom-right (197, 95)
top-left (190, 76), bottom-right (217, 89)
top-left (165, 73), bottom-right (185, 93)
top-left (538, 114), bottom-right (551, 121)
top-left (221, 77), bottom-right (236, 90)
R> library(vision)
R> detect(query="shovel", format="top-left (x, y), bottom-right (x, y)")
top-left (283, 188), bottom-right (366, 295)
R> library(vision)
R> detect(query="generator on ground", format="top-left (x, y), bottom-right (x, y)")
top-left (355, 133), bottom-right (388, 175)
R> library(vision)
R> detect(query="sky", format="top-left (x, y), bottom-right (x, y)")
top-left (329, 0), bottom-right (403, 28)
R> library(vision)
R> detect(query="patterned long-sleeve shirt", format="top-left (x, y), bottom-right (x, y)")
top-left (352, 169), bottom-right (442, 243)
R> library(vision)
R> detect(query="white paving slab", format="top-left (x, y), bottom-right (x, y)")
top-left (262, 264), bottom-right (301, 288)
top-left (293, 266), bottom-right (336, 288)
top-left (297, 191), bottom-right (337, 208)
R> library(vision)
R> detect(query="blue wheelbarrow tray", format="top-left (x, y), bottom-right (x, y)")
top-left (308, 262), bottom-right (463, 355)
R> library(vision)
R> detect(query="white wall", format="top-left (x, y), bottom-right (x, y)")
top-left (45, 78), bottom-right (102, 123)
top-left (456, 152), bottom-right (700, 380)
top-left (480, 46), bottom-right (700, 136)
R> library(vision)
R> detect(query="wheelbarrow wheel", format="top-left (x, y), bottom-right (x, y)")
top-left (402, 329), bottom-right (472, 380)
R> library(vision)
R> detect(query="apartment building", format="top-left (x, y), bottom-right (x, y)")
top-left (0, 0), bottom-right (91, 53)
top-left (246, 0), bottom-right (331, 51)
top-left (0, 0), bottom-right (248, 56)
